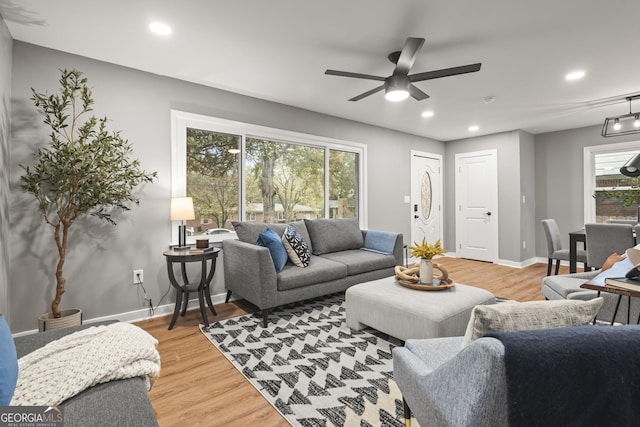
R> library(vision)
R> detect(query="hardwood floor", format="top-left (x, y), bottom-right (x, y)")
top-left (135, 257), bottom-right (551, 426)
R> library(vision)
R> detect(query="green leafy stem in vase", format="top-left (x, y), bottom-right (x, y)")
top-left (407, 238), bottom-right (447, 260)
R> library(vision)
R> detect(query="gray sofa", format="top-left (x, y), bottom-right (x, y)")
top-left (13, 322), bottom-right (158, 427)
top-left (393, 325), bottom-right (640, 427)
top-left (223, 218), bottom-right (403, 326)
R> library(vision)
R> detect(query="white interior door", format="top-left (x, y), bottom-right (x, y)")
top-left (455, 150), bottom-right (498, 262)
top-left (410, 151), bottom-right (442, 260)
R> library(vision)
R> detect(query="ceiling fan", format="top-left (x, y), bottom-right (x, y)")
top-left (325, 37), bottom-right (481, 102)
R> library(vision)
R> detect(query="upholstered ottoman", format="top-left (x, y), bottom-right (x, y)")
top-left (345, 276), bottom-right (496, 340)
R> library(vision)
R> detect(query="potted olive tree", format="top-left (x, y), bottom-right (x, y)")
top-left (20, 69), bottom-right (156, 330)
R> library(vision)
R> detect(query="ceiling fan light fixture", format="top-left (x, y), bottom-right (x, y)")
top-left (385, 89), bottom-right (409, 102)
top-left (384, 75), bottom-right (410, 102)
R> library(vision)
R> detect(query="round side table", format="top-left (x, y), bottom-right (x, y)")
top-left (163, 248), bottom-right (221, 330)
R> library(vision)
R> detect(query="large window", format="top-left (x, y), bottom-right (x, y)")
top-left (584, 141), bottom-right (640, 223)
top-left (171, 111), bottom-right (366, 242)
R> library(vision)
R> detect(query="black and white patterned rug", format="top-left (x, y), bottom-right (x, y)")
top-left (199, 293), bottom-right (419, 427)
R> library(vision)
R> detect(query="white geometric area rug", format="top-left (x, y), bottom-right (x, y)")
top-left (199, 293), bottom-right (419, 427)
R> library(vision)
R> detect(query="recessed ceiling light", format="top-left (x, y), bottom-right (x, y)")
top-left (149, 22), bottom-right (172, 36)
top-left (421, 111), bottom-right (434, 118)
top-left (565, 70), bottom-right (585, 81)
top-left (468, 125), bottom-right (479, 132)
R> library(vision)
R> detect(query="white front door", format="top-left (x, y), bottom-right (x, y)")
top-left (410, 151), bottom-right (442, 261)
top-left (455, 149), bottom-right (499, 262)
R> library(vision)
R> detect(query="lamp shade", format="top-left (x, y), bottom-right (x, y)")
top-left (170, 197), bottom-right (195, 221)
top-left (620, 153), bottom-right (640, 177)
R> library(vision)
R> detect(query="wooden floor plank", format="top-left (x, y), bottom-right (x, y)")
top-left (135, 258), bottom-right (551, 426)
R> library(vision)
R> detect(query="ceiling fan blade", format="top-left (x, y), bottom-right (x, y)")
top-left (394, 37), bottom-right (425, 76)
top-left (325, 69), bottom-right (386, 82)
top-left (409, 63), bottom-right (482, 82)
top-left (348, 85), bottom-right (385, 102)
top-left (408, 84), bottom-right (430, 101)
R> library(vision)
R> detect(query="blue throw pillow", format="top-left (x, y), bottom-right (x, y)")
top-left (0, 315), bottom-right (18, 405)
top-left (257, 228), bottom-right (288, 272)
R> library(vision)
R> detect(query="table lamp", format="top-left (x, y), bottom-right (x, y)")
top-left (171, 197), bottom-right (195, 250)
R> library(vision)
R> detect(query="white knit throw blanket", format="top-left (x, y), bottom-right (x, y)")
top-left (10, 323), bottom-right (160, 406)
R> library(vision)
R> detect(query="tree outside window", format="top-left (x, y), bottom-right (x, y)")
top-left (176, 113), bottom-right (363, 239)
top-left (594, 150), bottom-right (640, 222)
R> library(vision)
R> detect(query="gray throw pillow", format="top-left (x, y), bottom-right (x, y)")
top-left (304, 217), bottom-right (363, 255)
top-left (232, 221), bottom-right (286, 244)
top-left (462, 297), bottom-right (604, 347)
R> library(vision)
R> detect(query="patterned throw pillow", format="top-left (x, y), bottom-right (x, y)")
top-left (282, 226), bottom-right (311, 267)
top-left (461, 297), bottom-right (604, 347)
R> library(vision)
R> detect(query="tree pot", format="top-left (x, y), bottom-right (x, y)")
top-left (38, 308), bottom-right (83, 332)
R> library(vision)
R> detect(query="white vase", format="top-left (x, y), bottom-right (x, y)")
top-left (419, 259), bottom-right (433, 284)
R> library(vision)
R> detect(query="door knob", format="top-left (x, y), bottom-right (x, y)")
top-left (486, 212), bottom-right (492, 216)
top-left (414, 215), bottom-right (419, 219)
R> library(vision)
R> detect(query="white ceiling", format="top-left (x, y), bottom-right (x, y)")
top-left (2, 0), bottom-right (640, 141)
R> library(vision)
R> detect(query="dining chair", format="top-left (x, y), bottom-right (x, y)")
top-left (584, 223), bottom-right (635, 269)
top-left (542, 219), bottom-right (587, 276)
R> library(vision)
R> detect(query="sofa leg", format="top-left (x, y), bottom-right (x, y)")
top-left (225, 290), bottom-right (232, 303)
top-left (403, 398), bottom-right (412, 427)
top-left (262, 309), bottom-right (270, 328)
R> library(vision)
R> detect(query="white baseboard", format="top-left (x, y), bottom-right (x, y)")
top-left (446, 252), bottom-right (544, 269)
top-left (12, 291), bottom-right (233, 338)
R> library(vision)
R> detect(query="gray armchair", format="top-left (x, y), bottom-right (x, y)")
top-left (393, 326), bottom-right (640, 427)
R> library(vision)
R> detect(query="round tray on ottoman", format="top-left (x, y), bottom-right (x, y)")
top-left (396, 278), bottom-right (454, 291)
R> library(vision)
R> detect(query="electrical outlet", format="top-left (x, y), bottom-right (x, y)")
top-left (133, 269), bottom-right (144, 285)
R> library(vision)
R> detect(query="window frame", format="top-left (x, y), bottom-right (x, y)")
top-left (171, 110), bottom-right (367, 243)
top-left (583, 140), bottom-right (640, 224)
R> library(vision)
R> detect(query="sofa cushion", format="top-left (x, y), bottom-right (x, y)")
top-left (282, 226), bottom-right (311, 267)
top-left (257, 228), bottom-right (288, 273)
top-left (232, 221), bottom-right (287, 244)
top-left (304, 217), bottom-right (363, 255)
top-left (277, 256), bottom-right (347, 291)
top-left (462, 297), bottom-right (604, 347)
top-left (232, 221), bottom-right (313, 250)
top-left (0, 315), bottom-right (17, 405)
top-left (321, 249), bottom-right (396, 276)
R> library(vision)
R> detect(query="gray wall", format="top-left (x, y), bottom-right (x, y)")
top-left (0, 15), bottom-right (11, 318)
top-left (444, 131), bottom-right (527, 263)
top-left (534, 124), bottom-right (640, 257)
top-left (9, 41), bottom-right (442, 333)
